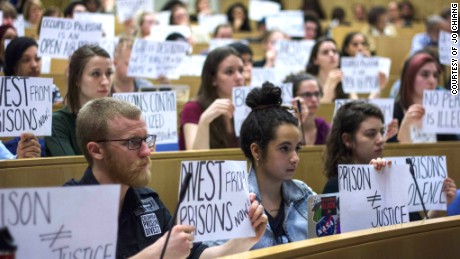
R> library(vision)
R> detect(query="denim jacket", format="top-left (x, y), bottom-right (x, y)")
top-left (248, 167), bottom-right (316, 250)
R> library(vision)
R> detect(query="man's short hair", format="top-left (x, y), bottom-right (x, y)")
top-left (77, 97), bottom-right (142, 165)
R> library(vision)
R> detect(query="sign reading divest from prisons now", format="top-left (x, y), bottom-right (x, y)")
top-left (38, 17), bottom-right (103, 59)
top-left (334, 98), bottom-right (394, 126)
top-left (116, 0), bottom-right (154, 23)
top-left (178, 160), bottom-right (255, 242)
top-left (112, 91), bottom-right (177, 145)
top-left (339, 164), bottom-right (411, 233)
top-left (275, 40), bottom-right (315, 73)
top-left (0, 185), bottom-right (120, 258)
top-left (387, 156), bottom-right (448, 212)
top-left (232, 83), bottom-right (293, 137)
top-left (341, 56), bottom-right (380, 93)
top-left (423, 90), bottom-right (460, 134)
top-left (128, 39), bottom-right (189, 79)
top-left (0, 77), bottom-right (53, 137)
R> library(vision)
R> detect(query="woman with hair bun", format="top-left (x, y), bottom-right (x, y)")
top-left (239, 82), bottom-right (316, 248)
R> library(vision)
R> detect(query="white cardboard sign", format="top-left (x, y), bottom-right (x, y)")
top-left (0, 77), bottom-right (53, 137)
top-left (178, 160), bottom-right (255, 242)
top-left (112, 91), bottom-right (178, 145)
top-left (0, 185), bottom-right (120, 258)
top-left (339, 164), bottom-right (411, 233)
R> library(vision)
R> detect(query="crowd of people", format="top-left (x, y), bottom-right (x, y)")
top-left (0, 0), bottom-right (458, 257)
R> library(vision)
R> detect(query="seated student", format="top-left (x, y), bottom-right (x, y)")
top-left (213, 24), bottom-right (233, 39)
top-left (169, 3), bottom-right (209, 43)
top-left (239, 82), bottom-right (315, 248)
top-left (65, 97), bottom-right (267, 258)
top-left (284, 72), bottom-right (330, 145)
top-left (111, 36), bottom-right (154, 93)
top-left (303, 12), bottom-right (322, 40)
top-left (4, 37), bottom-right (63, 104)
top-left (341, 32), bottom-right (388, 99)
top-left (228, 42), bottom-right (253, 86)
top-left (63, 0), bottom-right (86, 18)
top-left (0, 133), bottom-right (41, 160)
top-left (135, 11), bottom-right (158, 39)
top-left (391, 52), bottom-right (458, 143)
top-left (45, 45), bottom-right (112, 156)
top-left (226, 2), bottom-right (251, 32)
top-left (410, 15), bottom-right (449, 55)
top-left (322, 101), bottom-right (457, 220)
top-left (0, 24), bottom-right (17, 71)
top-left (306, 38), bottom-right (349, 102)
top-left (253, 30), bottom-right (289, 68)
top-left (0, 1), bottom-right (17, 26)
top-left (190, 0), bottom-right (213, 22)
top-left (23, 0), bottom-right (43, 29)
top-left (179, 46), bottom-right (244, 150)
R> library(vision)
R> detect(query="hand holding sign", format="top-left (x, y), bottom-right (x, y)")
top-left (17, 132), bottom-right (41, 158)
top-left (201, 98), bottom-right (235, 124)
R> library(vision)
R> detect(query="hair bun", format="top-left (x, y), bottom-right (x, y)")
top-left (246, 82), bottom-right (282, 110)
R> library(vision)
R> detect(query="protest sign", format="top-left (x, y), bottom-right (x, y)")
top-left (13, 15), bottom-right (25, 37)
top-left (341, 56), bottom-right (380, 93)
top-left (112, 91), bottom-right (177, 145)
top-left (339, 164), bottom-right (411, 232)
top-left (74, 12), bottom-right (115, 38)
top-left (423, 90), bottom-right (460, 134)
top-left (38, 17), bottom-right (103, 59)
top-left (274, 40), bottom-right (314, 72)
top-left (439, 30), bottom-right (459, 65)
top-left (116, 0), bottom-right (153, 23)
top-left (334, 98), bottom-right (394, 126)
top-left (128, 39), bottom-right (189, 79)
top-left (155, 11), bottom-right (171, 26)
top-left (248, 0), bottom-right (281, 21)
top-left (250, 67), bottom-right (292, 87)
top-left (149, 25), bottom-right (192, 42)
top-left (233, 83), bottom-right (293, 137)
top-left (198, 14), bottom-right (228, 34)
top-left (387, 156), bottom-right (448, 212)
top-left (0, 77), bottom-right (53, 137)
top-left (178, 160), bottom-right (255, 242)
top-left (266, 10), bottom-right (304, 37)
top-left (0, 185), bottom-right (119, 258)
top-left (378, 57), bottom-right (391, 79)
top-left (178, 55), bottom-right (206, 77)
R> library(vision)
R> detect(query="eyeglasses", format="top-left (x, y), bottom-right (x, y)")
top-left (96, 134), bottom-right (157, 150)
top-left (298, 91), bottom-right (321, 99)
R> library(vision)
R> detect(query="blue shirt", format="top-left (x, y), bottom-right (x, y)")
top-left (0, 141), bottom-right (15, 160)
top-left (247, 167), bottom-right (316, 249)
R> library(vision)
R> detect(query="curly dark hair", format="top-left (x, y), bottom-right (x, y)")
top-left (323, 101), bottom-right (384, 179)
top-left (240, 82), bottom-right (298, 164)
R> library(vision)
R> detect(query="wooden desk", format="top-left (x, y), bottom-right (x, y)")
top-left (220, 215), bottom-right (460, 258)
top-left (1, 142), bottom-right (460, 213)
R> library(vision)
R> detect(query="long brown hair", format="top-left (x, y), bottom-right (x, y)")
top-left (66, 45), bottom-right (111, 114)
top-left (196, 46), bottom-right (242, 148)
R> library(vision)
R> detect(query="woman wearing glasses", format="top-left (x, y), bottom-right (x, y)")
top-left (284, 72), bottom-right (330, 145)
top-left (45, 45), bottom-right (113, 156)
top-left (239, 82), bottom-right (315, 248)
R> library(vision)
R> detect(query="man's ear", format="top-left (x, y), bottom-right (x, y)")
top-left (87, 142), bottom-right (105, 160)
top-left (250, 142), bottom-right (261, 161)
top-left (342, 133), bottom-right (353, 149)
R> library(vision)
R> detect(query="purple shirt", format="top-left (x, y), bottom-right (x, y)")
top-left (314, 117), bottom-right (330, 145)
